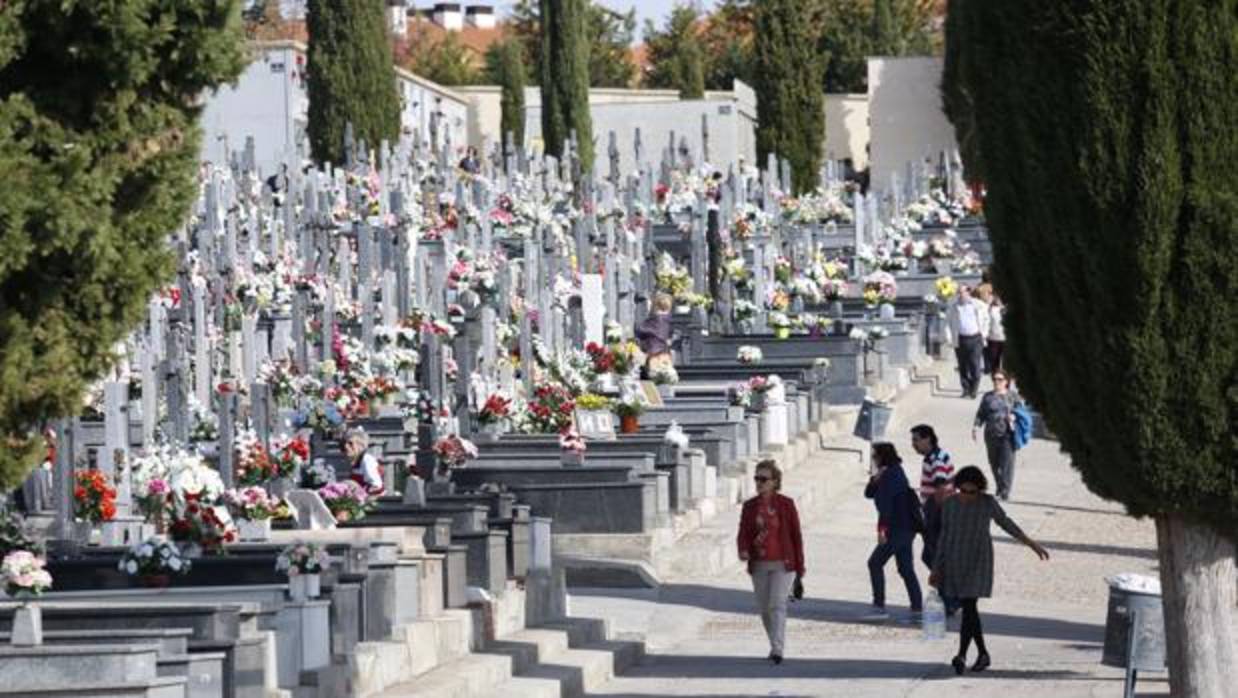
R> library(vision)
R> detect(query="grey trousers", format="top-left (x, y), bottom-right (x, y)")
top-left (751, 561), bottom-right (796, 654)
top-left (986, 433), bottom-right (1016, 498)
top-left (955, 335), bottom-right (985, 396)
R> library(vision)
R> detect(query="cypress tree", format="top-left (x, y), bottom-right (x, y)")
top-left (644, 5), bottom-right (706, 99)
top-left (497, 40), bottom-right (527, 155)
top-left (676, 38), bottom-right (706, 100)
top-left (939, 0), bottom-right (981, 185)
top-left (0, 1), bottom-right (244, 486)
top-left (753, 0), bottom-right (825, 194)
top-left (946, 1), bottom-right (1237, 692)
top-left (540, 0), bottom-right (594, 170)
top-left (871, 0), bottom-right (900, 55)
top-left (306, 0), bottom-right (401, 166)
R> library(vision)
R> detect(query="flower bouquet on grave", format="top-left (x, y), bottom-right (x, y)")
top-left (790, 276), bottom-right (822, 304)
top-left (559, 428), bottom-right (588, 466)
top-left (681, 292), bottom-right (712, 311)
top-left (612, 393), bottom-right (646, 434)
top-left (725, 256), bottom-right (752, 291)
top-left (474, 393), bottom-right (512, 440)
top-left (650, 363), bottom-right (679, 386)
top-left (318, 480), bottom-right (372, 523)
top-left (168, 497), bottom-right (236, 557)
top-left (294, 395), bottom-right (346, 438)
top-left (746, 375), bottom-right (782, 410)
top-left (585, 341), bottom-right (617, 375)
top-left (935, 276), bottom-right (959, 301)
top-left (862, 271), bottom-right (898, 309)
top-left (258, 359), bottom-right (302, 408)
top-left (2, 550), bottom-right (52, 598)
top-left (526, 384), bottom-right (577, 433)
top-left (432, 434), bottom-right (480, 469)
top-left (118, 538), bottom-right (189, 588)
top-left (234, 430), bottom-right (278, 486)
top-left (737, 346), bottom-right (763, 365)
top-left (729, 381), bottom-right (754, 408)
top-left (224, 487), bottom-right (291, 541)
top-left (769, 311), bottom-right (793, 339)
top-left (820, 277), bottom-right (848, 303)
top-left (188, 395), bottom-right (219, 445)
top-left (271, 435), bottom-right (310, 481)
top-left (774, 256), bottom-right (794, 284)
top-left (74, 470), bottom-right (117, 525)
top-left (608, 341), bottom-right (646, 378)
top-left (277, 542), bottom-right (331, 601)
top-left (300, 459), bottom-right (336, 489)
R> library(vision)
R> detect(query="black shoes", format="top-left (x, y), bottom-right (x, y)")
top-left (971, 653), bottom-right (991, 672)
top-left (951, 656), bottom-right (966, 675)
top-left (768, 652), bottom-right (783, 665)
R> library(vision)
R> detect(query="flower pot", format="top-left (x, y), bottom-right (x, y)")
top-left (11, 603), bottom-right (42, 646)
top-left (288, 573), bottom-right (321, 601)
top-left (72, 520), bottom-right (97, 546)
top-left (473, 422), bottom-right (503, 443)
top-left (139, 574), bottom-right (172, 589)
top-left (560, 451), bottom-right (586, 467)
top-left (619, 415), bottom-right (640, 434)
top-left (237, 518), bottom-right (272, 542)
top-left (879, 303), bottom-right (896, 320)
top-left (774, 327), bottom-right (791, 340)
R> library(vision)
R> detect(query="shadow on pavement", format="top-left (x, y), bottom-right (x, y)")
top-left (995, 536), bottom-right (1158, 560)
top-left (602, 653), bottom-right (947, 680)
top-left (573, 583), bottom-right (1106, 644)
top-left (1006, 500), bottom-right (1132, 517)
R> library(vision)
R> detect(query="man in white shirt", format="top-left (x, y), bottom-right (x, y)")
top-left (947, 286), bottom-right (990, 398)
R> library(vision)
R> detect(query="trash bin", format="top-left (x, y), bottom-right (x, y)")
top-left (1102, 574), bottom-right (1166, 698)
top-left (852, 399), bottom-right (892, 441)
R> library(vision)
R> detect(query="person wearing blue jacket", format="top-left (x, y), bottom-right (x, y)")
top-left (863, 442), bottom-right (923, 622)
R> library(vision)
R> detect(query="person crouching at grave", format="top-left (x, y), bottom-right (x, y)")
top-left (344, 428), bottom-right (385, 496)
top-left (736, 459), bottom-right (805, 665)
top-left (931, 466), bottom-right (1049, 675)
top-left (862, 442), bottom-right (923, 622)
top-left (636, 293), bottom-right (675, 375)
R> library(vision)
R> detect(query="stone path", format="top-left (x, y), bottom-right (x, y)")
top-left (571, 363), bottom-right (1180, 697)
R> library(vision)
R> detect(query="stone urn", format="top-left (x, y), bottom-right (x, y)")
top-left (473, 422), bottom-right (503, 443)
top-left (830, 300), bottom-right (844, 319)
top-left (288, 573), bottom-right (321, 602)
top-left (880, 303), bottom-right (896, 320)
top-left (10, 601), bottom-right (42, 647)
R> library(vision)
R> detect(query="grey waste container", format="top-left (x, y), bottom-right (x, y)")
top-left (1101, 578), bottom-right (1166, 698)
top-left (852, 399), bottom-right (892, 441)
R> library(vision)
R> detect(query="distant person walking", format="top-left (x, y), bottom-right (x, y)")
top-left (458, 146), bottom-right (481, 175)
top-left (930, 466), bottom-right (1049, 675)
top-left (948, 285), bottom-right (990, 398)
top-left (863, 443), bottom-right (923, 622)
top-left (911, 424), bottom-right (953, 502)
top-left (986, 294), bottom-right (1007, 374)
top-left (973, 370), bottom-right (1021, 500)
top-left (737, 460), bottom-right (805, 664)
top-left (636, 293), bottom-right (675, 374)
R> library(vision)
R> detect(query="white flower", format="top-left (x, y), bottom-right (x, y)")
top-left (125, 561), bottom-right (138, 575)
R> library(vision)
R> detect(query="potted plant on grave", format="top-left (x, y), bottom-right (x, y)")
top-left (613, 394), bottom-right (646, 434)
top-left (317, 480), bottom-right (372, 523)
top-left (934, 276), bottom-right (959, 302)
top-left (168, 498), bottom-right (237, 558)
top-left (732, 299), bottom-right (758, 334)
top-left (473, 392), bottom-right (512, 442)
top-left (223, 487), bottom-right (291, 541)
top-left (72, 470), bottom-right (117, 543)
top-left (2, 550), bottom-right (53, 645)
top-left (746, 375), bottom-right (782, 411)
top-left (525, 384), bottom-right (577, 434)
top-left (234, 430), bottom-right (278, 487)
top-left (559, 428), bottom-right (588, 467)
top-left (650, 363), bottom-right (679, 399)
top-left (276, 542), bottom-right (331, 601)
top-left (431, 434), bottom-right (480, 480)
top-left (737, 346), bottom-right (763, 366)
top-left (862, 271), bottom-right (898, 320)
top-left (729, 381), bottom-right (754, 409)
top-left (118, 537), bottom-right (190, 590)
top-left (821, 278), bottom-right (848, 319)
top-left (769, 311), bottom-right (793, 340)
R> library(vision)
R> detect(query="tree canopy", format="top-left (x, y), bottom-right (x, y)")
top-left (509, 0), bottom-right (637, 88)
top-left (642, 4), bottom-right (707, 99)
top-left (0, 0), bottom-right (245, 487)
top-left (540, 0), bottom-right (594, 169)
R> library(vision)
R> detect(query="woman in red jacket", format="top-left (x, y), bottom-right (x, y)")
top-left (737, 459), bottom-right (806, 664)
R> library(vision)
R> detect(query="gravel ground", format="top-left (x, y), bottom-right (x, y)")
top-left (570, 362), bottom-right (1198, 698)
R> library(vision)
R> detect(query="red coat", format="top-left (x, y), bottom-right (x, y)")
top-left (737, 493), bottom-right (805, 576)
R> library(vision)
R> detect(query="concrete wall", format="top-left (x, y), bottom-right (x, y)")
top-left (457, 81), bottom-right (759, 174)
top-left (823, 93), bottom-right (870, 170)
top-left (867, 56), bottom-right (958, 195)
top-left (200, 41), bottom-right (469, 174)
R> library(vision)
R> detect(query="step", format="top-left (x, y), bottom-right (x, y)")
top-left (483, 638), bottom-right (645, 698)
top-left (1, 675), bottom-right (189, 698)
top-left (372, 652), bottom-right (513, 698)
top-left (352, 609), bottom-right (475, 697)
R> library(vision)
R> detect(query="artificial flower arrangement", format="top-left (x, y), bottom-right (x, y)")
top-left (235, 430), bottom-right (277, 486)
top-left (223, 487), bottom-right (291, 521)
top-left (271, 434), bottom-right (310, 480)
top-left (767, 288), bottom-right (792, 312)
top-left (650, 363), bottom-right (679, 386)
top-left (730, 381), bottom-right (753, 408)
top-left (733, 299), bottom-right (759, 322)
top-left (318, 480), bottom-right (372, 523)
top-left (655, 252), bottom-right (692, 298)
top-left (559, 428), bottom-right (588, 455)
top-left (774, 256), bottom-right (794, 284)
top-left (118, 537), bottom-right (190, 578)
top-left (525, 384), bottom-right (577, 433)
top-left (935, 276), bottom-right (959, 300)
top-left (768, 311), bottom-right (793, 329)
top-left (746, 375), bottom-right (782, 394)
top-left (432, 434), bottom-right (480, 467)
top-left (475, 392), bottom-right (512, 426)
top-left (820, 277), bottom-right (848, 302)
top-left (168, 499), bottom-right (237, 555)
top-left (737, 346), bottom-right (764, 365)
top-left (574, 393), bottom-right (612, 411)
top-left (276, 542), bottom-right (331, 577)
top-left (3, 550), bottom-right (52, 597)
top-left (300, 459), bottom-right (336, 489)
top-left (612, 392), bottom-right (647, 418)
top-left (862, 271), bottom-right (898, 307)
top-left (74, 470), bottom-right (117, 523)
top-left (586, 341), bottom-right (645, 377)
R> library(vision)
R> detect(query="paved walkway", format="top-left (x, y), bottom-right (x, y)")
top-left (572, 363), bottom-right (1182, 697)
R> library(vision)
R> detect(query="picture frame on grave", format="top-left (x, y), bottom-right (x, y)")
top-left (573, 409), bottom-right (616, 441)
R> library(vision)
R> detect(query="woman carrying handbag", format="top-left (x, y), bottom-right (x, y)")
top-left (737, 459), bottom-right (806, 665)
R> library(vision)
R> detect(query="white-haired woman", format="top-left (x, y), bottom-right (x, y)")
top-left (344, 428), bottom-right (384, 495)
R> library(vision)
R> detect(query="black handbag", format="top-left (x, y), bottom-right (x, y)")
top-left (791, 576), bottom-right (804, 601)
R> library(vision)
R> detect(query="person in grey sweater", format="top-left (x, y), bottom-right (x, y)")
top-left (972, 370), bottom-right (1021, 500)
top-left (930, 466), bottom-right (1049, 675)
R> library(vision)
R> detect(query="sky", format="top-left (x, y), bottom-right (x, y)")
top-left (499, 1), bottom-right (718, 40)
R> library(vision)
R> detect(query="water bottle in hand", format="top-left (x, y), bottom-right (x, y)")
top-left (923, 590), bottom-right (946, 640)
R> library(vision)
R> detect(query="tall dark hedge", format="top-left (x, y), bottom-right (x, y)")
top-left (939, 0), bottom-right (982, 185)
top-left (945, 0), bottom-right (1237, 534)
top-left (540, 0), bottom-right (594, 170)
top-left (753, 0), bottom-right (825, 194)
top-left (306, 0), bottom-right (401, 166)
top-left (497, 40), bottom-right (527, 154)
top-left (0, 0), bottom-right (245, 487)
